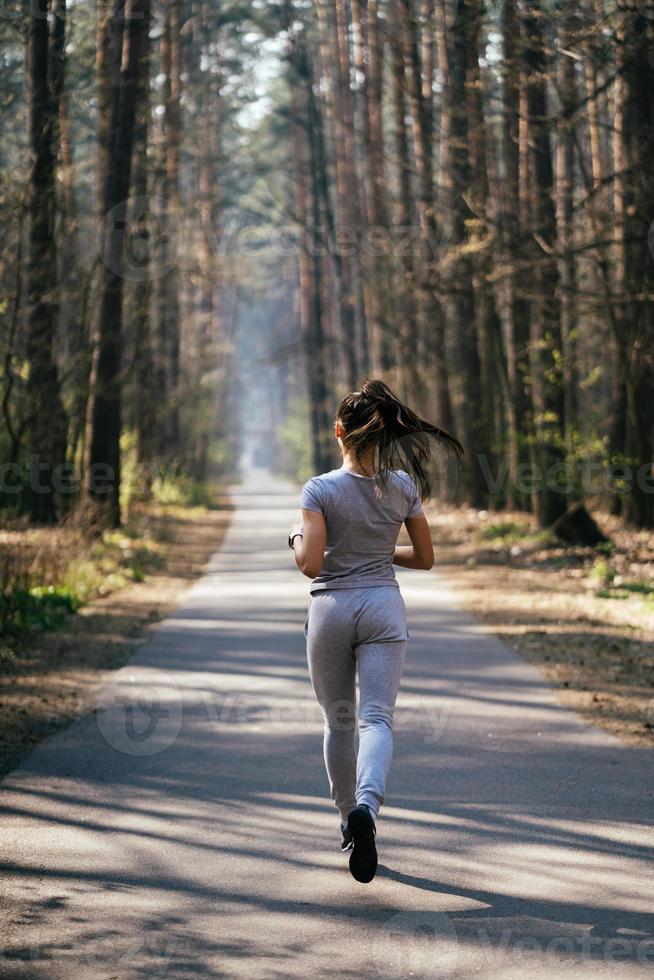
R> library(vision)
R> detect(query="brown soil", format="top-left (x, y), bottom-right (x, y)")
top-left (423, 502), bottom-right (654, 747)
top-left (0, 495), bottom-right (234, 780)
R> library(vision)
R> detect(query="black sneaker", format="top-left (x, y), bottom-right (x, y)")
top-left (341, 824), bottom-right (354, 851)
top-left (347, 805), bottom-right (377, 883)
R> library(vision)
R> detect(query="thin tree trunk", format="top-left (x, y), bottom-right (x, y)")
top-left (88, 0), bottom-right (150, 526)
top-left (191, 4), bottom-right (223, 481)
top-left (287, 26), bottom-right (331, 473)
top-left (615, 5), bottom-right (654, 526)
top-left (131, 13), bottom-right (154, 489)
top-left (555, 14), bottom-right (578, 454)
top-left (366, 0), bottom-right (395, 371)
top-left (26, 0), bottom-right (68, 523)
top-left (399, 0), bottom-right (454, 433)
top-left (315, 0), bottom-right (358, 388)
top-left (350, 0), bottom-right (385, 372)
top-left (607, 8), bottom-right (627, 513)
top-left (467, 0), bottom-right (501, 500)
top-left (154, 0), bottom-right (182, 456)
top-left (334, 0), bottom-right (370, 376)
top-left (445, 0), bottom-right (490, 506)
top-left (497, 0), bottom-right (525, 508)
top-left (390, 16), bottom-right (418, 400)
top-left (56, 9), bottom-right (88, 476)
top-left (520, 0), bottom-right (566, 525)
top-left (83, 0), bottom-right (124, 483)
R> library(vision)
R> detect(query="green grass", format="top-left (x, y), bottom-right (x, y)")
top-left (589, 558), bottom-right (614, 585)
top-left (478, 521), bottom-right (532, 542)
top-left (594, 577), bottom-right (654, 602)
top-left (0, 514), bottom-right (167, 639)
top-left (620, 580), bottom-right (654, 595)
top-left (477, 521), bottom-right (552, 550)
top-left (150, 474), bottom-right (219, 508)
top-left (60, 524), bottom-right (165, 603)
top-left (0, 585), bottom-right (80, 635)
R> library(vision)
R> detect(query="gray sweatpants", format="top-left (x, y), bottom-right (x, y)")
top-left (304, 585), bottom-right (408, 823)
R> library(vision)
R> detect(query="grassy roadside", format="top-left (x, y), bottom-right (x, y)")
top-left (420, 502), bottom-right (654, 747)
top-left (0, 487), bottom-right (234, 780)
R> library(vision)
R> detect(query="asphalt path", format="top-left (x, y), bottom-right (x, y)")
top-left (1, 468), bottom-right (652, 979)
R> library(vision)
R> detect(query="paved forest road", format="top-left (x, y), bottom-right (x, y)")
top-left (1, 470), bottom-right (652, 979)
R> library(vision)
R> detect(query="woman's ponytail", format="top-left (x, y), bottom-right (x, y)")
top-left (336, 377), bottom-right (464, 501)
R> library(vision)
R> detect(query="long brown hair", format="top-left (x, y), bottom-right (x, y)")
top-left (335, 378), bottom-right (464, 500)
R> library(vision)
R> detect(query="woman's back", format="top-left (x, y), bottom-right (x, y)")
top-left (301, 466), bottom-right (423, 594)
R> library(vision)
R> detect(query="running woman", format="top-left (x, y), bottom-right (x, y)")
top-left (288, 378), bottom-right (463, 883)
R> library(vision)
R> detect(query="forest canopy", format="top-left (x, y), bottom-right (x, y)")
top-left (1, 0), bottom-right (653, 529)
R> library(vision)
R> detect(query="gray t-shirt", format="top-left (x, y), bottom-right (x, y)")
top-left (300, 466), bottom-right (424, 594)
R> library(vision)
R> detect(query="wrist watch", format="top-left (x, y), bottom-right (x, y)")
top-left (288, 530), bottom-right (303, 549)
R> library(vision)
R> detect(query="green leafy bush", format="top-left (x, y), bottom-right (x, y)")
top-left (589, 559), bottom-right (614, 585)
top-left (478, 521), bottom-right (530, 541)
top-left (151, 473), bottom-right (217, 508)
top-left (0, 585), bottom-right (80, 634)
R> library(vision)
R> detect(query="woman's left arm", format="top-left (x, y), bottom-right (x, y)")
top-left (290, 509), bottom-right (326, 578)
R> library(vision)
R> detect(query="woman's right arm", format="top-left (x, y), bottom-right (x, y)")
top-left (393, 514), bottom-right (434, 570)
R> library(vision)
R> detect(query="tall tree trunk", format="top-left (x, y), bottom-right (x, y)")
top-left (82, 0), bottom-right (124, 482)
top-left (350, 0), bottom-right (386, 372)
top-left (365, 0), bottom-right (395, 372)
top-left (604, 7), bottom-right (626, 514)
top-left (95, 0), bottom-right (116, 231)
top-left (306, 49), bottom-right (340, 414)
top-left (520, 0), bottom-right (566, 525)
top-left (399, 0), bottom-right (454, 432)
top-left (188, 2), bottom-right (224, 482)
top-left (57, 12), bottom-right (88, 476)
top-left (154, 0), bottom-right (182, 458)
top-left (390, 16), bottom-right (418, 400)
top-left (26, 0), bottom-right (68, 523)
top-left (555, 12), bottom-right (578, 455)
top-left (315, 0), bottom-right (358, 388)
top-left (577, 0), bottom-right (618, 511)
top-left (445, 0), bottom-right (489, 506)
top-left (288, 25), bottom-right (332, 473)
top-left (615, 4), bottom-right (654, 527)
top-left (334, 0), bottom-right (370, 376)
top-left (466, 0), bottom-right (501, 502)
top-left (131, 11), bottom-right (154, 490)
top-left (498, 0), bottom-right (531, 509)
top-left (87, 0), bottom-right (150, 526)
